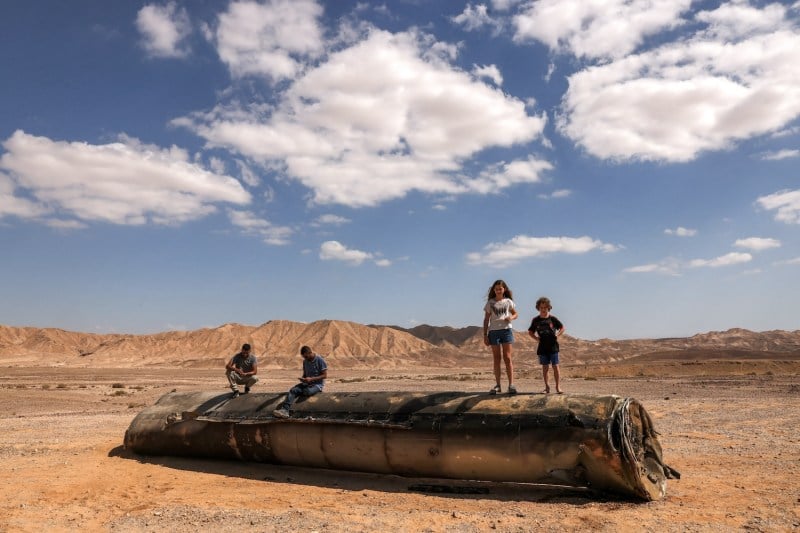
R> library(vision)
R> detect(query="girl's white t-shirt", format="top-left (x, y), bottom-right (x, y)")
top-left (484, 298), bottom-right (516, 331)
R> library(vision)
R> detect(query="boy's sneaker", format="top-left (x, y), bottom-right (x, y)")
top-left (231, 390), bottom-right (240, 398)
top-left (489, 384), bottom-right (501, 395)
top-left (508, 384), bottom-right (518, 395)
top-left (273, 408), bottom-right (290, 419)
top-left (244, 386), bottom-right (250, 394)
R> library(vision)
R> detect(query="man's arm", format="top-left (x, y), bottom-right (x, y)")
top-left (301, 369), bottom-right (327, 384)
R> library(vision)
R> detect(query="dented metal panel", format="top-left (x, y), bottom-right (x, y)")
top-left (123, 391), bottom-right (679, 501)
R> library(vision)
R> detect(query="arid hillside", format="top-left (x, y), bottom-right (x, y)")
top-left (0, 320), bottom-right (467, 368)
top-left (1, 320), bottom-right (799, 369)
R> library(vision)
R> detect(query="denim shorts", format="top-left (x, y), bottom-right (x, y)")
top-left (539, 352), bottom-right (560, 365)
top-left (488, 328), bottom-right (514, 345)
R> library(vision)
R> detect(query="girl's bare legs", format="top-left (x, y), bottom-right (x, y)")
top-left (502, 342), bottom-right (514, 387)
top-left (491, 344), bottom-right (502, 388)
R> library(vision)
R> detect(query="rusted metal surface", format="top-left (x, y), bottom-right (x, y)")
top-left (124, 391), bottom-right (679, 501)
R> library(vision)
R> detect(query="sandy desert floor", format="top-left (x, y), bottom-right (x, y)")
top-left (0, 364), bottom-right (798, 532)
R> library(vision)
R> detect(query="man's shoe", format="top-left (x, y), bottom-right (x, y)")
top-left (231, 390), bottom-right (240, 398)
top-left (244, 386), bottom-right (250, 394)
top-left (489, 384), bottom-right (501, 395)
top-left (273, 408), bottom-right (290, 419)
top-left (508, 384), bottom-right (518, 395)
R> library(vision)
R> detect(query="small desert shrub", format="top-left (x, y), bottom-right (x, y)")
top-left (130, 385), bottom-right (145, 390)
top-left (112, 390), bottom-right (128, 396)
top-left (41, 384), bottom-right (50, 390)
top-left (584, 376), bottom-right (598, 381)
top-left (111, 383), bottom-right (125, 389)
top-left (56, 383), bottom-right (68, 389)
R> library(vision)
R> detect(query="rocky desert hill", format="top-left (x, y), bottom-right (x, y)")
top-left (392, 324), bottom-right (800, 363)
top-left (1, 320), bottom-right (799, 369)
top-left (0, 320), bottom-right (465, 369)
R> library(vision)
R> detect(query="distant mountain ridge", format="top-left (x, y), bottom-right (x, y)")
top-left (0, 321), bottom-right (798, 369)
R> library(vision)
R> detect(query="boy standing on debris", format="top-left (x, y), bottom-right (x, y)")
top-left (528, 297), bottom-right (565, 394)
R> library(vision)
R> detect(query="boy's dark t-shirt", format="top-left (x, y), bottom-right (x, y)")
top-left (528, 315), bottom-right (564, 355)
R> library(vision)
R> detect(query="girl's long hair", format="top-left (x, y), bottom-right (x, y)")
top-left (487, 279), bottom-right (513, 300)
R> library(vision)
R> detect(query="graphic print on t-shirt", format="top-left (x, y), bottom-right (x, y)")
top-left (485, 298), bottom-right (516, 331)
top-left (492, 300), bottom-right (513, 320)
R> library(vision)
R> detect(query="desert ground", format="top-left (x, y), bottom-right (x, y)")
top-left (1, 361), bottom-right (798, 532)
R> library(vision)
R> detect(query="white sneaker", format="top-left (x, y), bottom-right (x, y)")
top-left (489, 384), bottom-right (501, 395)
top-left (508, 384), bottom-right (518, 394)
top-left (272, 408), bottom-right (290, 419)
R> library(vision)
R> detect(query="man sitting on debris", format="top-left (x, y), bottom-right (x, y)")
top-left (225, 343), bottom-right (259, 397)
top-left (273, 345), bottom-right (327, 418)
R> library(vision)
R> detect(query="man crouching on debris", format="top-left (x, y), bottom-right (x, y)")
top-left (273, 345), bottom-right (327, 418)
top-left (225, 343), bottom-right (259, 397)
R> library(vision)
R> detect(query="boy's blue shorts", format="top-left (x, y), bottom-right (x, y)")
top-left (538, 352), bottom-right (560, 365)
top-left (487, 329), bottom-right (514, 345)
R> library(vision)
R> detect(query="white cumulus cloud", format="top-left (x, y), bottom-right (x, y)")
top-left (513, 0), bottom-right (693, 59)
top-left (472, 64), bottom-right (503, 86)
top-left (734, 237), bottom-right (781, 251)
top-left (467, 235), bottom-right (619, 267)
top-left (311, 214), bottom-right (351, 227)
top-left (452, 4), bottom-right (501, 32)
top-left (178, 29), bottom-right (546, 207)
top-left (665, 226), bottom-right (697, 237)
top-left (213, 0), bottom-right (324, 82)
top-left (0, 130), bottom-right (250, 226)
top-left (761, 149), bottom-right (800, 160)
top-left (228, 209), bottom-right (292, 245)
top-left (689, 252), bottom-right (752, 268)
top-left (557, 1), bottom-right (800, 162)
top-left (756, 189), bottom-right (800, 224)
top-left (136, 2), bottom-right (192, 58)
top-left (319, 240), bottom-right (388, 266)
top-left (623, 259), bottom-right (681, 276)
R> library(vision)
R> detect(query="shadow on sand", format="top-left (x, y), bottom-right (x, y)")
top-left (108, 444), bottom-right (613, 504)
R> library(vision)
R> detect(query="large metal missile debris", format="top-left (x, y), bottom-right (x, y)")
top-left (124, 390), bottom-right (679, 501)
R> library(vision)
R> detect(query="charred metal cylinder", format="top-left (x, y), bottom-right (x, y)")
top-left (124, 391), bottom-right (678, 501)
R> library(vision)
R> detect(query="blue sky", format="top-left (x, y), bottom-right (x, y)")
top-left (1, 0), bottom-right (798, 340)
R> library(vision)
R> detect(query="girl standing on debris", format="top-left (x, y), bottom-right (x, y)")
top-left (483, 279), bottom-right (519, 394)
